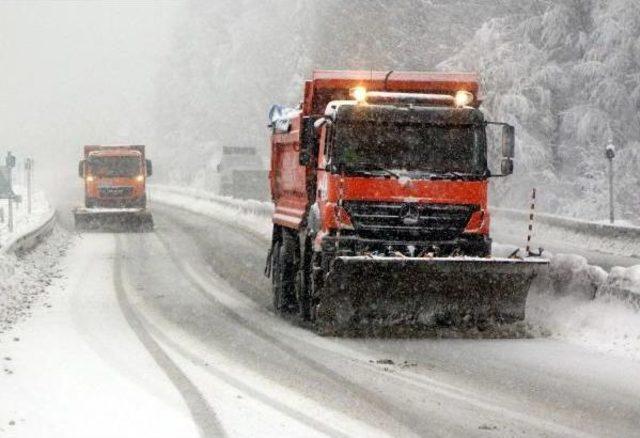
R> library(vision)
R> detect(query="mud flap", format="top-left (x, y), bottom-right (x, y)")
top-left (316, 256), bottom-right (548, 334)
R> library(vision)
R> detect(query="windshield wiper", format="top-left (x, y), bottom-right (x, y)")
top-left (344, 165), bottom-right (400, 179)
top-left (427, 171), bottom-right (483, 180)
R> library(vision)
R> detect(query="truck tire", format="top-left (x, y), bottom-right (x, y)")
top-left (296, 237), bottom-right (312, 321)
top-left (308, 252), bottom-right (323, 323)
top-left (270, 240), bottom-right (281, 308)
top-left (272, 231), bottom-right (296, 314)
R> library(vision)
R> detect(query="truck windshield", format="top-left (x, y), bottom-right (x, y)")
top-left (333, 122), bottom-right (486, 176)
top-left (88, 156), bottom-right (141, 177)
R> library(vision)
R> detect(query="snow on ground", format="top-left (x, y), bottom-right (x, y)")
top-left (150, 185), bottom-right (271, 239)
top-left (153, 186), bottom-right (640, 360)
top-left (0, 188), bottom-right (53, 252)
top-left (527, 252), bottom-right (640, 361)
top-left (0, 234), bottom-right (198, 437)
top-left (0, 228), bottom-right (67, 335)
top-left (0, 188), bottom-right (59, 335)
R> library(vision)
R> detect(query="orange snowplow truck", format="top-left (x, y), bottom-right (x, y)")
top-left (266, 70), bottom-right (547, 334)
top-left (74, 145), bottom-right (153, 230)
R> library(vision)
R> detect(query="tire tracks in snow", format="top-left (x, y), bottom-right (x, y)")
top-left (114, 236), bottom-right (227, 438)
top-left (155, 205), bottom-right (597, 438)
top-left (154, 217), bottom-right (443, 437)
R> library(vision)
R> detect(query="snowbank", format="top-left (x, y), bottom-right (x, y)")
top-left (528, 252), bottom-right (640, 360)
top-left (597, 265), bottom-right (640, 311)
top-left (0, 187), bottom-right (60, 334)
top-left (149, 184), bottom-right (272, 240)
top-left (0, 188), bottom-right (55, 254)
top-left (0, 228), bottom-right (67, 334)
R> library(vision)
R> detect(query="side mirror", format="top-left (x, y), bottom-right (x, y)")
top-left (314, 117), bottom-right (331, 136)
top-left (501, 124), bottom-right (515, 158)
top-left (146, 159), bottom-right (153, 177)
top-left (501, 158), bottom-right (514, 175)
top-left (299, 117), bottom-right (317, 166)
top-left (78, 160), bottom-right (85, 177)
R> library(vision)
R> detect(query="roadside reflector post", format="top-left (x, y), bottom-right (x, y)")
top-left (8, 196), bottom-right (13, 232)
top-left (525, 188), bottom-right (539, 257)
top-left (6, 152), bottom-right (15, 233)
top-left (25, 158), bottom-right (32, 215)
top-left (605, 141), bottom-right (616, 224)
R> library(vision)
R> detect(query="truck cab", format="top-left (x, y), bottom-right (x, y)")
top-left (75, 145), bottom-right (154, 231)
top-left (79, 145), bottom-right (152, 208)
top-left (309, 101), bottom-right (497, 257)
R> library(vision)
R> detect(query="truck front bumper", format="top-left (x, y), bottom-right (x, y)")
top-left (319, 232), bottom-right (492, 257)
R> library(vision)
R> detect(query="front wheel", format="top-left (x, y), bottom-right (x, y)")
top-left (272, 231), bottom-right (296, 315)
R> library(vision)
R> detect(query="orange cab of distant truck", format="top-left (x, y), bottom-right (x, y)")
top-left (78, 145), bottom-right (152, 208)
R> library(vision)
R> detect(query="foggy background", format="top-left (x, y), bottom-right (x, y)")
top-left (0, 1), bottom-right (178, 204)
top-left (1, 0), bottom-right (638, 221)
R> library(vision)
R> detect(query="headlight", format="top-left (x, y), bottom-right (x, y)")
top-left (351, 86), bottom-right (367, 103)
top-left (454, 90), bottom-right (474, 107)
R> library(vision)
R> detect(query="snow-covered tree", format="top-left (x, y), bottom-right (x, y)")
top-left (440, 0), bottom-right (640, 220)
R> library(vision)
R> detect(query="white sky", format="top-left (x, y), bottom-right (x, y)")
top-left (0, 0), bottom-right (182, 187)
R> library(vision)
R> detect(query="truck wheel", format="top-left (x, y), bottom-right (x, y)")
top-left (295, 237), bottom-right (313, 321)
top-left (297, 270), bottom-right (311, 321)
top-left (270, 241), bottom-right (281, 310)
top-left (308, 252), bottom-right (323, 323)
top-left (273, 231), bottom-right (296, 314)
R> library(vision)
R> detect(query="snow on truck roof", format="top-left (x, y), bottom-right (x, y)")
top-left (87, 149), bottom-right (141, 157)
top-left (84, 145), bottom-right (145, 158)
top-left (329, 104), bottom-right (485, 125)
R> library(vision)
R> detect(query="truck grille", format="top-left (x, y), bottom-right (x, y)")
top-left (342, 201), bottom-right (478, 241)
top-left (99, 186), bottom-right (133, 198)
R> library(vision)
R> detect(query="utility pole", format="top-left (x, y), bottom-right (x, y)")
top-left (25, 158), bottom-right (32, 215)
top-left (605, 141), bottom-right (616, 224)
top-left (6, 152), bottom-right (15, 232)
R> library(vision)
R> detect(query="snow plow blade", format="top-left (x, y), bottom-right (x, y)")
top-left (316, 256), bottom-right (548, 335)
top-left (74, 208), bottom-right (154, 232)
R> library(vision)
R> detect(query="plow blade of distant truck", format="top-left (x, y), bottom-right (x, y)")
top-left (316, 256), bottom-right (548, 335)
top-left (74, 208), bottom-right (153, 232)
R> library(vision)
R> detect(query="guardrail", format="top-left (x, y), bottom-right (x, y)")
top-left (492, 207), bottom-right (640, 258)
top-left (151, 184), bottom-right (273, 217)
top-left (1, 209), bottom-right (56, 255)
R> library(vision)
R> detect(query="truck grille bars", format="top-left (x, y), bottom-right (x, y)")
top-left (99, 186), bottom-right (133, 198)
top-left (342, 201), bottom-right (477, 240)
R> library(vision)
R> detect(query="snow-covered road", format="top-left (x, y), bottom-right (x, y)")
top-left (2, 201), bottom-right (640, 437)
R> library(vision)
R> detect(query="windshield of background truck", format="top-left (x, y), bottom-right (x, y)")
top-left (88, 156), bottom-right (141, 177)
top-left (333, 122), bottom-right (486, 175)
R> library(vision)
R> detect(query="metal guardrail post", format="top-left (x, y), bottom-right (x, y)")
top-left (25, 158), bottom-right (32, 215)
